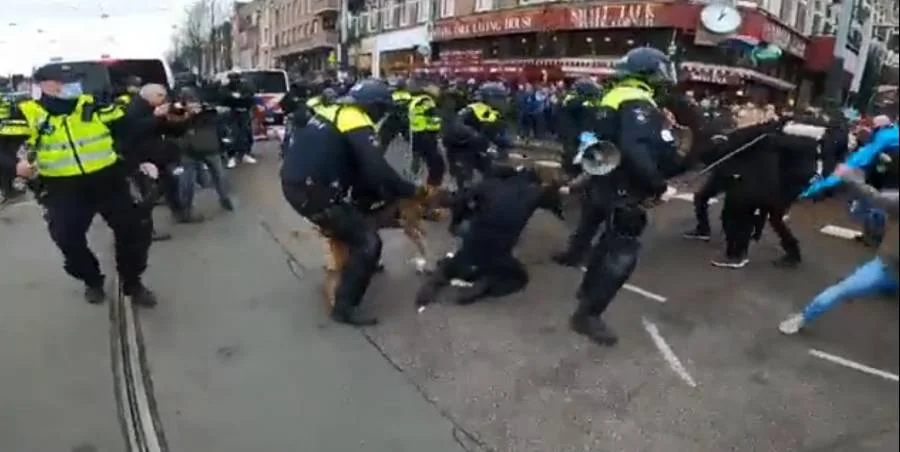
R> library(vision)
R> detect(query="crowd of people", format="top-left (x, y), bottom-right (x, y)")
top-left (1, 46), bottom-right (897, 347)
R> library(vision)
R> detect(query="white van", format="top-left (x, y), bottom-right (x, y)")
top-left (34, 55), bottom-right (175, 101)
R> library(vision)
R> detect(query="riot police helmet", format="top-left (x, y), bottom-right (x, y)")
top-left (475, 82), bottom-right (507, 110)
top-left (347, 78), bottom-right (393, 121)
top-left (572, 77), bottom-right (602, 99)
top-left (408, 77), bottom-right (440, 98)
top-left (615, 47), bottom-right (677, 86)
top-left (321, 87), bottom-right (339, 104)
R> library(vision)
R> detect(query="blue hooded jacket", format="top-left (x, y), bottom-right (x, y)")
top-left (801, 123), bottom-right (899, 198)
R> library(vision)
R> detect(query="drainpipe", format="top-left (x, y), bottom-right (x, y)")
top-left (339, 0), bottom-right (349, 72)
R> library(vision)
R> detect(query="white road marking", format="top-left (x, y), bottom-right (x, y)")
top-left (819, 224), bottom-right (862, 240)
top-left (623, 284), bottom-right (668, 303)
top-left (642, 318), bottom-right (698, 388)
top-left (809, 349), bottom-right (899, 383)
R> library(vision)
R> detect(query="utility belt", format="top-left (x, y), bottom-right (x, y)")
top-left (285, 179), bottom-right (346, 217)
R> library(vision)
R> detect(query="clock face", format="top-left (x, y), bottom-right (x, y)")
top-left (701, 5), bottom-right (742, 35)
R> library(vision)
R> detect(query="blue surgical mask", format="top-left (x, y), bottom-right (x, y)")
top-left (58, 82), bottom-right (83, 99)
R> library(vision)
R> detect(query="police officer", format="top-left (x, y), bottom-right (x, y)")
top-left (220, 72), bottom-right (256, 168)
top-left (305, 86), bottom-right (338, 118)
top-left (553, 78), bottom-right (612, 266)
top-left (568, 47), bottom-right (680, 346)
top-left (280, 78), bottom-right (419, 326)
top-left (2, 64), bottom-right (167, 306)
top-left (1, 94), bottom-right (28, 201)
top-left (442, 82), bottom-right (510, 191)
top-left (415, 167), bottom-right (564, 309)
top-left (114, 75), bottom-right (143, 107)
top-left (378, 78), bottom-right (412, 151)
top-left (407, 78), bottom-right (445, 197)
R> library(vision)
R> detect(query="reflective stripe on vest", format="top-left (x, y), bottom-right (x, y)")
top-left (468, 102), bottom-right (499, 123)
top-left (409, 95), bottom-right (441, 132)
top-left (599, 85), bottom-right (656, 110)
top-left (0, 118), bottom-right (31, 137)
top-left (18, 95), bottom-right (119, 178)
top-left (315, 104), bottom-right (374, 133)
top-left (392, 90), bottom-right (412, 103)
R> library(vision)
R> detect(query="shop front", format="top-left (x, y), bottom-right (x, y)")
top-left (425, 2), bottom-right (808, 101)
top-left (372, 25), bottom-right (430, 77)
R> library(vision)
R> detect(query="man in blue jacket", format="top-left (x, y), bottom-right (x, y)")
top-left (801, 115), bottom-right (898, 244)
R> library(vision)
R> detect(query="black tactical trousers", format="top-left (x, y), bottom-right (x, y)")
top-left (720, 192), bottom-right (756, 259)
top-left (563, 194), bottom-right (609, 260)
top-left (410, 131), bottom-right (446, 187)
top-left (693, 173), bottom-right (728, 233)
top-left (43, 183), bottom-right (152, 290)
top-left (282, 182), bottom-right (382, 315)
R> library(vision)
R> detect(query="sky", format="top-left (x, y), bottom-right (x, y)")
top-left (0, 0), bottom-right (200, 75)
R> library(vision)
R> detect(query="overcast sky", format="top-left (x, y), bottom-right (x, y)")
top-left (0, 0), bottom-right (201, 75)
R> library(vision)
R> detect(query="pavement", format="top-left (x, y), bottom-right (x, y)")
top-left (0, 202), bottom-right (125, 452)
top-left (1, 139), bottom-right (896, 452)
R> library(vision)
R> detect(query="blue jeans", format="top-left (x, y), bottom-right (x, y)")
top-left (849, 198), bottom-right (886, 244)
top-left (802, 257), bottom-right (899, 322)
top-left (178, 153), bottom-right (230, 209)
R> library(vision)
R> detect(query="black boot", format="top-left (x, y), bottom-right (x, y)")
top-left (453, 279), bottom-right (490, 305)
top-left (220, 197), bottom-right (235, 211)
top-left (175, 209), bottom-right (204, 224)
top-left (570, 315), bottom-right (618, 346)
top-left (124, 282), bottom-right (158, 307)
top-left (682, 226), bottom-right (711, 241)
top-left (84, 284), bottom-right (106, 304)
top-left (151, 229), bottom-right (172, 241)
top-left (330, 307), bottom-right (378, 326)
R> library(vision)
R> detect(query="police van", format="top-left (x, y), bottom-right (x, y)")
top-left (33, 54), bottom-right (175, 101)
top-left (215, 68), bottom-right (289, 139)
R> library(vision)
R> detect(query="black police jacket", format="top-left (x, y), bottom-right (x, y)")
top-left (280, 105), bottom-right (415, 205)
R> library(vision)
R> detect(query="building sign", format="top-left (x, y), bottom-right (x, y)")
top-left (761, 21), bottom-right (806, 58)
top-left (431, 3), bottom-right (668, 41)
top-left (431, 9), bottom-right (559, 41)
top-left (567, 3), bottom-right (661, 30)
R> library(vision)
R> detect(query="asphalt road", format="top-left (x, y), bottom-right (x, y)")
top-left (1, 139), bottom-right (896, 452)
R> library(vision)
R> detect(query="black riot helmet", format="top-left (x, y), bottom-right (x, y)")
top-left (475, 82), bottom-right (507, 110)
top-left (321, 87), bottom-right (339, 104)
top-left (615, 47), bottom-right (678, 87)
top-left (123, 75), bottom-right (142, 94)
top-left (346, 78), bottom-right (393, 122)
top-left (572, 77), bottom-right (602, 99)
top-left (408, 77), bottom-right (440, 98)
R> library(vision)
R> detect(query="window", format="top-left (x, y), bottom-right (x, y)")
top-left (812, 13), bottom-right (822, 34)
top-left (312, 20), bottom-right (319, 34)
top-left (439, 0), bottom-right (454, 18)
top-left (474, 0), bottom-right (493, 12)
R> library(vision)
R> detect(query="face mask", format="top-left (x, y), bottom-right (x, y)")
top-left (58, 82), bottom-right (83, 99)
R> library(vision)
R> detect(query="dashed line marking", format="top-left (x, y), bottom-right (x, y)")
top-left (809, 349), bottom-right (899, 383)
top-left (819, 224), bottom-right (862, 240)
top-left (623, 284), bottom-right (668, 303)
top-left (642, 317), bottom-right (698, 388)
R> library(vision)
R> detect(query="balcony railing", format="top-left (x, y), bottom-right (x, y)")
top-left (274, 30), bottom-right (339, 55)
top-left (348, 0), bottom-right (430, 39)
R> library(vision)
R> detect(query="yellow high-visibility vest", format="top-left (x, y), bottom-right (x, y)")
top-left (408, 94), bottom-right (441, 132)
top-left (17, 94), bottom-right (122, 177)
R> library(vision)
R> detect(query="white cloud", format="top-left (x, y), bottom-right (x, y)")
top-left (0, 0), bottom-right (197, 75)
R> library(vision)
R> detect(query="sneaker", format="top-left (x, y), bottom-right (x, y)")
top-left (242, 154), bottom-right (258, 164)
top-left (125, 282), bottom-right (158, 307)
top-left (710, 255), bottom-right (749, 268)
top-left (683, 228), bottom-right (711, 241)
top-left (226, 157), bottom-right (237, 169)
top-left (779, 313), bottom-right (805, 335)
top-left (84, 285), bottom-right (106, 304)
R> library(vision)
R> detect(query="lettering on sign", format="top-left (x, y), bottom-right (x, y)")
top-left (762, 22), bottom-right (806, 57)
top-left (569, 3), bottom-right (659, 29)
top-left (432, 12), bottom-right (539, 40)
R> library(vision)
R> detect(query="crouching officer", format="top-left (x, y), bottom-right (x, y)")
top-left (415, 167), bottom-right (564, 309)
top-left (407, 78), bottom-right (446, 207)
top-left (568, 47), bottom-right (681, 346)
top-left (442, 82), bottom-right (510, 191)
top-left (7, 64), bottom-right (166, 306)
top-left (281, 78), bottom-right (419, 326)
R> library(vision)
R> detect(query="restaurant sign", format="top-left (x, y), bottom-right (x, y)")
top-left (432, 3), bottom-right (666, 41)
top-left (761, 21), bottom-right (806, 58)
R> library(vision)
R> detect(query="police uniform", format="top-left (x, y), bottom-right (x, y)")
top-left (2, 64), bottom-right (157, 305)
top-left (281, 79), bottom-right (417, 326)
top-left (1, 96), bottom-right (28, 198)
top-left (377, 85), bottom-right (411, 151)
top-left (442, 84), bottom-right (509, 190)
top-left (569, 48), bottom-right (677, 346)
top-left (408, 86), bottom-right (445, 189)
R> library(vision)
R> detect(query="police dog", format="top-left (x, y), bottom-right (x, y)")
top-left (319, 187), bottom-right (446, 308)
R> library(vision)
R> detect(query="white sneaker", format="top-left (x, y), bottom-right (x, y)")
top-left (226, 157), bottom-right (237, 169)
top-left (242, 154), bottom-right (258, 164)
top-left (779, 313), bottom-right (805, 335)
